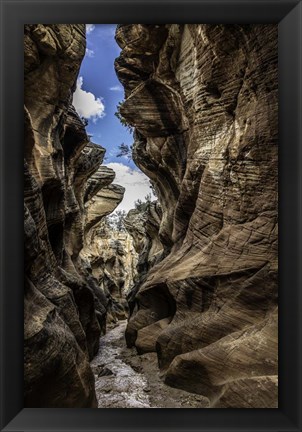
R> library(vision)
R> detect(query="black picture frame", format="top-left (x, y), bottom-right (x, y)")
top-left (1, 0), bottom-right (301, 431)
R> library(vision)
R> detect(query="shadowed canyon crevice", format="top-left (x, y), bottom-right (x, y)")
top-left (24, 24), bottom-right (278, 408)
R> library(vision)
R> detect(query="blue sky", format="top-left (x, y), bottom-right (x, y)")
top-left (73, 24), bottom-right (155, 212)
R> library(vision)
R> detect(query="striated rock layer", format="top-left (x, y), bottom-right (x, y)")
top-left (124, 201), bottom-right (163, 344)
top-left (81, 218), bottom-right (138, 324)
top-left (24, 24), bottom-right (124, 407)
top-left (115, 24), bottom-right (278, 408)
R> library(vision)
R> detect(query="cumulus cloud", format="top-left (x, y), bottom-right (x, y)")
top-left (86, 24), bottom-right (95, 34)
top-left (73, 77), bottom-right (105, 122)
top-left (109, 85), bottom-right (123, 92)
top-left (106, 163), bottom-right (155, 212)
top-left (85, 48), bottom-right (95, 58)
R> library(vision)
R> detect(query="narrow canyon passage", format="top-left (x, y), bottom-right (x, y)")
top-left (24, 24), bottom-right (278, 409)
top-left (91, 320), bottom-right (209, 408)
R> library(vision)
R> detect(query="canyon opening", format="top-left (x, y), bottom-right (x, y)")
top-left (24, 24), bottom-right (278, 408)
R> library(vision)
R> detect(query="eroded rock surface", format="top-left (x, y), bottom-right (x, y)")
top-left (81, 219), bottom-right (137, 324)
top-left (115, 24), bottom-right (278, 408)
top-left (124, 201), bottom-right (163, 328)
top-left (24, 24), bottom-right (124, 407)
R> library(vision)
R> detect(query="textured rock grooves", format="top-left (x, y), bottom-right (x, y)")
top-left (24, 25), bottom-right (127, 407)
top-left (24, 24), bottom-right (278, 409)
top-left (115, 24), bottom-right (278, 408)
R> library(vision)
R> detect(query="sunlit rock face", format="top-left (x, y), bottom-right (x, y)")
top-left (24, 24), bottom-right (123, 407)
top-left (81, 214), bottom-right (137, 325)
top-left (115, 24), bottom-right (278, 408)
top-left (123, 201), bottom-right (164, 347)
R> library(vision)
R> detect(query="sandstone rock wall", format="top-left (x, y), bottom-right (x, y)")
top-left (24, 24), bottom-right (123, 407)
top-left (124, 201), bottom-right (163, 333)
top-left (81, 219), bottom-right (138, 324)
top-left (115, 24), bottom-right (278, 408)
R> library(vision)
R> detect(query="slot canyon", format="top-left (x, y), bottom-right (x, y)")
top-left (24, 24), bottom-right (278, 408)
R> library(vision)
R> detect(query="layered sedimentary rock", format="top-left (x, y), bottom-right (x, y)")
top-left (124, 201), bottom-right (163, 330)
top-left (24, 24), bottom-right (123, 407)
top-left (115, 24), bottom-right (278, 408)
top-left (81, 216), bottom-right (137, 324)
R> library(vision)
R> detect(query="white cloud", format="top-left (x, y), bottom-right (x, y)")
top-left (109, 85), bottom-right (123, 92)
top-left (73, 77), bottom-right (105, 123)
top-left (85, 48), bottom-right (95, 58)
top-left (86, 24), bottom-right (95, 34)
top-left (107, 163), bottom-right (155, 213)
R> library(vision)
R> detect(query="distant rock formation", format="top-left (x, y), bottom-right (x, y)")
top-left (24, 24), bottom-right (124, 407)
top-left (81, 218), bottom-right (138, 324)
top-left (115, 24), bottom-right (278, 408)
top-left (124, 201), bottom-right (163, 342)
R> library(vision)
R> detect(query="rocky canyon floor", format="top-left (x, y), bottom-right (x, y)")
top-left (91, 320), bottom-right (209, 408)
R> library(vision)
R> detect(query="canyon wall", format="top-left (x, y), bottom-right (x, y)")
top-left (115, 24), bottom-right (278, 408)
top-left (81, 219), bottom-right (138, 324)
top-left (124, 201), bottom-right (163, 328)
top-left (24, 24), bottom-right (123, 407)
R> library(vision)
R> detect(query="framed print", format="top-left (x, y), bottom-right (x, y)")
top-left (0, 0), bottom-right (301, 431)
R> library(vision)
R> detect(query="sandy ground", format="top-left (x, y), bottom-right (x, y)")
top-left (91, 320), bottom-right (209, 408)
